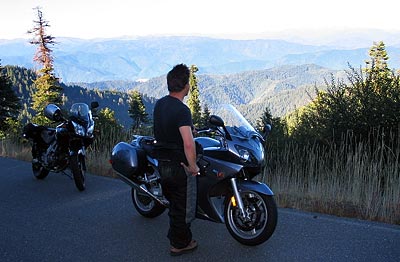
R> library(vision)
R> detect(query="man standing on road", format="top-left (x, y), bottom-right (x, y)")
top-left (153, 63), bottom-right (200, 256)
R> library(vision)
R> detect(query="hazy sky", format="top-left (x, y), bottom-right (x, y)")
top-left (1, 0), bottom-right (399, 40)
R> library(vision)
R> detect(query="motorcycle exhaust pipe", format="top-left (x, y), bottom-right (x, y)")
top-left (114, 172), bottom-right (169, 207)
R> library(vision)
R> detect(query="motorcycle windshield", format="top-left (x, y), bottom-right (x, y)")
top-left (210, 104), bottom-right (257, 139)
top-left (210, 104), bottom-right (265, 166)
top-left (70, 103), bottom-right (90, 124)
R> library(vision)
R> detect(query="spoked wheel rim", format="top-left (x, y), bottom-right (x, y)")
top-left (133, 188), bottom-right (155, 212)
top-left (226, 191), bottom-right (268, 240)
top-left (32, 162), bottom-right (49, 179)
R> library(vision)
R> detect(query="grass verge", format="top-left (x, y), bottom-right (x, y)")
top-left (2, 133), bottom-right (399, 225)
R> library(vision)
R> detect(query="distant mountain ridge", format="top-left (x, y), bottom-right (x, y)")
top-left (1, 35), bottom-right (400, 83)
top-left (77, 64), bottom-right (347, 123)
top-left (5, 63), bottom-right (345, 127)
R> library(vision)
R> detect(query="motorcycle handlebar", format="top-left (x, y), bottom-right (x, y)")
top-left (195, 127), bottom-right (212, 133)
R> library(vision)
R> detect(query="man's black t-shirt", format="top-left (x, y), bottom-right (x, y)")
top-left (153, 95), bottom-right (192, 153)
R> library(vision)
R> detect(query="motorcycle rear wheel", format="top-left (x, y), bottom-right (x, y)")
top-left (70, 155), bottom-right (85, 191)
top-left (224, 191), bottom-right (277, 246)
top-left (32, 162), bottom-right (50, 179)
top-left (131, 188), bottom-right (166, 218)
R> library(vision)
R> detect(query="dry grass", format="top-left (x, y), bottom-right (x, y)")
top-left (85, 129), bottom-right (132, 179)
top-left (0, 140), bottom-right (31, 161)
top-left (2, 130), bottom-right (399, 225)
top-left (264, 132), bottom-right (400, 225)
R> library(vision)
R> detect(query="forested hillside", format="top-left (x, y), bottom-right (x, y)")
top-left (6, 63), bottom-right (347, 127)
top-left (77, 64), bottom-right (346, 123)
top-left (5, 66), bottom-right (156, 128)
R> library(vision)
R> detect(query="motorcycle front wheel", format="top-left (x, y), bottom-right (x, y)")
top-left (32, 161), bottom-right (50, 179)
top-left (131, 188), bottom-right (166, 218)
top-left (224, 191), bottom-right (277, 246)
top-left (70, 155), bottom-right (85, 191)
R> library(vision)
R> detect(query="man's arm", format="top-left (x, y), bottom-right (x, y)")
top-left (179, 125), bottom-right (200, 176)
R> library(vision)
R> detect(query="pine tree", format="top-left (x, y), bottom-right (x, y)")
top-left (28, 7), bottom-right (62, 125)
top-left (187, 65), bottom-right (202, 127)
top-left (256, 106), bottom-right (273, 132)
top-left (291, 41), bottom-right (400, 144)
top-left (0, 63), bottom-right (21, 138)
top-left (95, 107), bottom-right (123, 139)
top-left (200, 103), bottom-right (211, 127)
top-left (128, 90), bottom-right (148, 131)
top-left (365, 41), bottom-right (391, 78)
top-left (364, 42), bottom-right (400, 136)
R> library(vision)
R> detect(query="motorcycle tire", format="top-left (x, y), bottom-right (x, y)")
top-left (224, 191), bottom-right (277, 246)
top-left (70, 155), bottom-right (85, 191)
top-left (32, 161), bottom-right (50, 179)
top-left (131, 188), bottom-right (166, 218)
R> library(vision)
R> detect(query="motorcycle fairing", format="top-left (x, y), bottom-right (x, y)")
top-left (195, 179), bottom-right (274, 223)
top-left (196, 156), bottom-right (244, 223)
top-left (236, 180), bottom-right (274, 196)
top-left (195, 195), bottom-right (225, 223)
top-left (200, 155), bottom-right (243, 180)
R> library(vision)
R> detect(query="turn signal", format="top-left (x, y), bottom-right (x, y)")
top-left (231, 196), bottom-right (237, 207)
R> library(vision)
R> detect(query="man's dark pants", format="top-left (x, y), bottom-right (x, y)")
top-left (159, 162), bottom-right (197, 249)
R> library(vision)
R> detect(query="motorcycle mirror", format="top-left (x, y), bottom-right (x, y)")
top-left (209, 115), bottom-right (232, 140)
top-left (262, 124), bottom-right (272, 139)
top-left (209, 115), bottom-right (224, 127)
top-left (91, 101), bottom-right (99, 109)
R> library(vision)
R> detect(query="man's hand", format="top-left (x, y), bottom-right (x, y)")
top-left (181, 162), bottom-right (200, 176)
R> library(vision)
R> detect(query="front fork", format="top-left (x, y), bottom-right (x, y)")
top-left (70, 146), bottom-right (86, 171)
top-left (230, 178), bottom-right (249, 220)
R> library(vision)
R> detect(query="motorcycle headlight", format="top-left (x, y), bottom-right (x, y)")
top-left (238, 148), bottom-right (250, 162)
top-left (72, 122), bottom-right (86, 136)
top-left (235, 145), bottom-right (251, 162)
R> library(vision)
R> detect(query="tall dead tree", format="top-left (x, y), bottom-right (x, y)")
top-left (28, 6), bottom-right (56, 70)
top-left (28, 7), bottom-right (62, 125)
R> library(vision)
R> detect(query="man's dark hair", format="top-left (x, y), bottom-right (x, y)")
top-left (167, 64), bottom-right (190, 92)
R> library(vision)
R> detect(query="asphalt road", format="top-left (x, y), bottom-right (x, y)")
top-left (0, 156), bottom-right (399, 262)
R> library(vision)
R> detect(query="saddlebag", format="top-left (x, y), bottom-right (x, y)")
top-left (110, 142), bottom-right (146, 177)
top-left (22, 123), bottom-right (42, 140)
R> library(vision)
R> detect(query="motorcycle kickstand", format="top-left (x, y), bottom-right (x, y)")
top-left (61, 170), bottom-right (73, 180)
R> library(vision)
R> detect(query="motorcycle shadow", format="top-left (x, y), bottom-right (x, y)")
top-left (133, 213), bottom-right (279, 261)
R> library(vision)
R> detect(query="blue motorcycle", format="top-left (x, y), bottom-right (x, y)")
top-left (110, 104), bottom-right (277, 245)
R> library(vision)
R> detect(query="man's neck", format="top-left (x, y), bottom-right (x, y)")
top-left (169, 92), bottom-right (185, 101)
